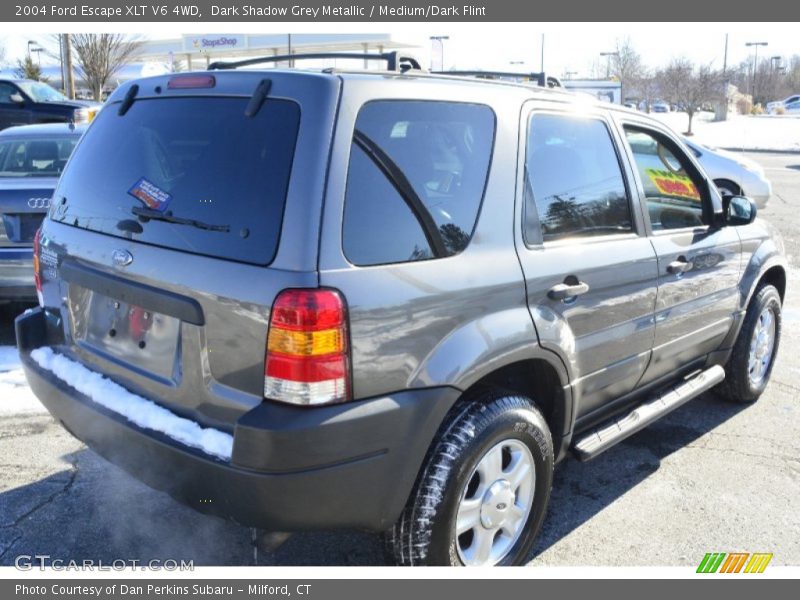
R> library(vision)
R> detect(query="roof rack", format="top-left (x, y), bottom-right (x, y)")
top-left (431, 70), bottom-right (563, 89)
top-left (208, 51), bottom-right (423, 73)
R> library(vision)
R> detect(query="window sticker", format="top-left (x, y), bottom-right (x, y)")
top-left (645, 168), bottom-right (700, 201)
top-left (128, 177), bottom-right (172, 212)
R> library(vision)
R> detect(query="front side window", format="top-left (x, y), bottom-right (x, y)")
top-left (525, 113), bottom-right (632, 242)
top-left (624, 127), bottom-right (705, 230)
top-left (342, 101), bottom-right (495, 266)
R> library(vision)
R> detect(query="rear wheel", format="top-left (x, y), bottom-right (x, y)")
top-left (386, 392), bottom-right (553, 566)
top-left (717, 284), bottom-right (782, 402)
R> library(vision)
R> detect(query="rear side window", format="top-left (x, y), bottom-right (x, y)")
top-left (343, 101), bottom-right (495, 266)
top-left (53, 97), bottom-right (300, 265)
top-left (525, 113), bottom-right (632, 242)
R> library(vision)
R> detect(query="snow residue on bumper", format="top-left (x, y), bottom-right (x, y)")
top-left (30, 347), bottom-right (234, 461)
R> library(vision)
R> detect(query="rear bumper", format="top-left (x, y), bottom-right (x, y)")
top-left (0, 248), bottom-right (35, 301)
top-left (16, 308), bottom-right (459, 532)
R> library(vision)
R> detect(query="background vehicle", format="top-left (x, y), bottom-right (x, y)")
top-left (783, 98), bottom-right (800, 114)
top-left (15, 55), bottom-right (786, 567)
top-left (0, 79), bottom-right (100, 131)
top-left (766, 94), bottom-right (800, 114)
top-left (0, 123), bottom-right (84, 301)
top-left (683, 138), bottom-right (772, 208)
top-left (651, 101), bottom-right (670, 113)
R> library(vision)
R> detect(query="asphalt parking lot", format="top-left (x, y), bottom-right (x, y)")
top-left (1, 152), bottom-right (798, 567)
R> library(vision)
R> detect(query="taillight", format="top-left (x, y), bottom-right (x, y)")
top-left (264, 289), bottom-right (351, 406)
top-left (33, 227), bottom-right (43, 306)
top-left (167, 75), bottom-right (216, 89)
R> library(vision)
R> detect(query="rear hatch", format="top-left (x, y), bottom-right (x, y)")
top-left (0, 178), bottom-right (57, 246)
top-left (38, 71), bottom-right (340, 430)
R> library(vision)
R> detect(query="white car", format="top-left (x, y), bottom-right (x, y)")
top-left (766, 94), bottom-right (800, 114)
top-left (683, 138), bottom-right (772, 208)
top-left (784, 98), bottom-right (800, 114)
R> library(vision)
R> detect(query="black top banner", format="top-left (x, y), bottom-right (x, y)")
top-left (5, 0), bottom-right (800, 21)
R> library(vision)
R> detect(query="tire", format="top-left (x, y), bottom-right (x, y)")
top-left (716, 284), bottom-right (782, 403)
top-left (386, 391), bottom-right (553, 566)
top-left (714, 179), bottom-right (742, 199)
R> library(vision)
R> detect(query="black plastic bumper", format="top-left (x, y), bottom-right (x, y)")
top-left (15, 308), bottom-right (460, 532)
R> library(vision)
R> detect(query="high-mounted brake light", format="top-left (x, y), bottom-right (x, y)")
top-left (32, 227), bottom-right (43, 306)
top-left (264, 289), bottom-right (351, 406)
top-left (167, 75), bottom-right (216, 90)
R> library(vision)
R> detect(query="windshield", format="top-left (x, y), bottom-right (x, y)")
top-left (17, 81), bottom-right (68, 103)
top-left (0, 136), bottom-right (80, 177)
top-left (54, 96), bottom-right (301, 266)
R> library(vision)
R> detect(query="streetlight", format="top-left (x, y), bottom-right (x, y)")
top-left (564, 71), bottom-right (578, 80)
top-left (600, 51), bottom-right (619, 79)
top-left (745, 41), bottom-right (768, 104)
top-left (430, 36), bottom-right (449, 71)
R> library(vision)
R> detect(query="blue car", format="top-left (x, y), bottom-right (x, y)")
top-left (0, 123), bottom-right (85, 302)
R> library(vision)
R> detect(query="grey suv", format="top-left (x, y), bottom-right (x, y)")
top-left (15, 54), bottom-right (786, 566)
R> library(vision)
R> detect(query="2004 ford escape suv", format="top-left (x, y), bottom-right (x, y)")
top-left (16, 53), bottom-right (786, 566)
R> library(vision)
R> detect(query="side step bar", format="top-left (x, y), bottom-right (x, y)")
top-left (573, 365), bottom-right (725, 461)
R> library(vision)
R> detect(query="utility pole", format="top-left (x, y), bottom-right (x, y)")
top-left (540, 34), bottom-right (545, 72)
top-left (63, 34), bottom-right (75, 99)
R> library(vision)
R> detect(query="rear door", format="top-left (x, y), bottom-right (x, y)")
top-left (517, 106), bottom-right (658, 422)
top-left (615, 118), bottom-right (741, 385)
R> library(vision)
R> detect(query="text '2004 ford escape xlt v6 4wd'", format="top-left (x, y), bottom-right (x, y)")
top-left (16, 53), bottom-right (786, 566)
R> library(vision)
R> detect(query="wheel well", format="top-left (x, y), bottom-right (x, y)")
top-left (462, 359), bottom-right (566, 443)
top-left (713, 179), bottom-right (742, 195)
top-left (759, 266), bottom-right (786, 301)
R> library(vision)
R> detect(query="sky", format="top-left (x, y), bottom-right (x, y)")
top-left (0, 22), bottom-right (797, 78)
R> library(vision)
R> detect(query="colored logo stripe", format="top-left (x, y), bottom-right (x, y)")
top-left (697, 552), bottom-right (772, 573)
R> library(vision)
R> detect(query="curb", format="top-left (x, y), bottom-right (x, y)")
top-left (720, 147), bottom-right (800, 155)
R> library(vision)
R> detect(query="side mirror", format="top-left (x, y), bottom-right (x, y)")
top-left (723, 195), bottom-right (757, 226)
top-left (9, 93), bottom-right (24, 105)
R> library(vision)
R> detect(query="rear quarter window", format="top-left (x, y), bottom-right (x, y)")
top-left (342, 100), bottom-right (495, 266)
top-left (52, 96), bottom-right (300, 265)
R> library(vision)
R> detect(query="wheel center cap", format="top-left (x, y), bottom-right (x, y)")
top-left (480, 479), bottom-right (514, 529)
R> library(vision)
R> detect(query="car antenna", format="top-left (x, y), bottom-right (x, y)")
top-left (118, 84), bottom-right (139, 116)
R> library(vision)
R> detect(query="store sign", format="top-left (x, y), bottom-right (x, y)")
top-left (184, 34), bottom-right (247, 52)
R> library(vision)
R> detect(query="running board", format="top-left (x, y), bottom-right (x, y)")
top-left (573, 365), bottom-right (725, 461)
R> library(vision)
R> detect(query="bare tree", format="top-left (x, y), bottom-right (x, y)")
top-left (658, 58), bottom-right (721, 135)
top-left (633, 69), bottom-right (661, 113)
top-left (611, 37), bottom-right (644, 102)
top-left (70, 34), bottom-right (142, 101)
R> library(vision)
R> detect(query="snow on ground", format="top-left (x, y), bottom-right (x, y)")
top-left (649, 111), bottom-right (800, 152)
top-left (0, 345), bottom-right (47, 415)
top-left (30, 347), bottom-right (233, 460)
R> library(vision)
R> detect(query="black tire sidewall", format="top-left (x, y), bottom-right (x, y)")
top-left (739, 286), bottom-right (782, 398)
top-left (426, 401), bottom-right (553, 566)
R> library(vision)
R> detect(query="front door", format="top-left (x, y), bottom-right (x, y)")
top-left (518, 109), bottom-right (658, 421)
top-left (617, 121), bottom-right (742, 385)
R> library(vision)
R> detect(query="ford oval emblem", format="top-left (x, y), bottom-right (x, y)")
top-left (112, 249), bottom-right (133, 268)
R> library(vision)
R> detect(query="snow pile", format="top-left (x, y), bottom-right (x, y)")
top-left (29, 347), bottom-right (234, 461)
top-left (651, 111), bottom-right (800, 152)
top-left (0, 345), bottom-right (47, 415)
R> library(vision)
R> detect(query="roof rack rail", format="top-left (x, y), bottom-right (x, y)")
top-left (208, 51), bottom-right (423, 73)
top-left (432, 70), bottom-right (563, 89)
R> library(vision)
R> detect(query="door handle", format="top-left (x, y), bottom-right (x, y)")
top-left (666, 256), bottom-right (692, 275)
top-left (548, 280), bottom-right (590, 301)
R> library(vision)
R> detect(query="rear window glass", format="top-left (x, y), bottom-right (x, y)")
top-left (343, 101), bottom-right (495, 266)
top-left (0, 136), bottom-right (79, 178)
top-left (53, 97), bottom-right (300, 265)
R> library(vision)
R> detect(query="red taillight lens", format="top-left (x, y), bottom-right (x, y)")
top-left (167, 75), bottom-right (216, 89)
top-left (264, 289), bottom-right (350, 406)
top-left (33, 227), bottom-right (43, 306)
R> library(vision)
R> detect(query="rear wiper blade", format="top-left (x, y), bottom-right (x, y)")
top-left (132, 205), bottom-right (230, 233)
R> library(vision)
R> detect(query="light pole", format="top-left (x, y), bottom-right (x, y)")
top-left (564, 70), bottom-right (577, 80)
top-left (745, 41), bottom-right (768, 105)
top-left (600, 51), bottom-right (619, 79)
top-left (430, 36), bottom-right (449, 71)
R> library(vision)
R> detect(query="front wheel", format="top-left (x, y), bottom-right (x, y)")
top-left (717, 284), bottom-right (782, 403)
top-left (386, 392), bottom-right (553, 566)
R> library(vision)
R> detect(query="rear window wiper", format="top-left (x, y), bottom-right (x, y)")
top-left (132, 205), bottom-right (230, 233)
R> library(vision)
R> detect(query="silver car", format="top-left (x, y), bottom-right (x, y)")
top-left (683, 138), bottom-right (772, 208)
